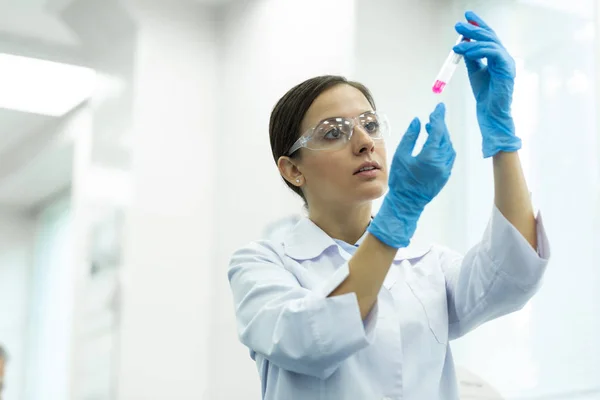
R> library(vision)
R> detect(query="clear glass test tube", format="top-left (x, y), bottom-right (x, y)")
top-left (432, 35), bottom-right (466, 94)
top-left (432, 20), bottom-right (478, 94)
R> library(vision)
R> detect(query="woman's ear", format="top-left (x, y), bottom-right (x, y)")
top-left (277, 156), bottom-right (304, 187)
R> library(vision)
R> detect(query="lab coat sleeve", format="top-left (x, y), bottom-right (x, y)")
top-left (441, 205), bottom-right (550, 340)
top-left (228, 241), bottom-right (377, 380)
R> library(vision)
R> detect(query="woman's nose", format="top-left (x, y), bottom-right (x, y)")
top-left (352, 126), bottom-right (375, 154)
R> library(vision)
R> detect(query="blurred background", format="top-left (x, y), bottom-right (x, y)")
top-left (0, 0), bottom-right (598, 399)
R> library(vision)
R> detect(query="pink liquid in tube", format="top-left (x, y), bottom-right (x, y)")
top-left (432, 80), bottom-right (446, 94)
top-left (431, 37), bottom-right (464, 94)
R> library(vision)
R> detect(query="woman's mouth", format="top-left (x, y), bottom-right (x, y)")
top-left (355, 169), bottom-right (378, 178)
top-left (354, 161), bottom-right (381, 177)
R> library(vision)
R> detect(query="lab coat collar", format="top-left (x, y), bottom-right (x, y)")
top-left (283, 216), bottom-right (430, 261)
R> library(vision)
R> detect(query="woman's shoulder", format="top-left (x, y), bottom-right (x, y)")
top-left (426, 243), bottom-right (465, 270)
top-left (230, 238), bottom-right (286, 265)
top-left (429, 243), bottom-right (463, 257)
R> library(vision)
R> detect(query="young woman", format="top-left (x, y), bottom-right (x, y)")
top-left (228, 11), bottom-right (550, 400)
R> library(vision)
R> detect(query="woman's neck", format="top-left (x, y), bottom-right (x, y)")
top-left (308, 201), bottom-right (373, 245)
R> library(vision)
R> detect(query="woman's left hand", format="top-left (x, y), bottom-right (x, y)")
top-left (453, 11), bottom-right (522, 158)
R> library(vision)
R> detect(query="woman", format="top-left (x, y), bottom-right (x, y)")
top-left (228, 11), bottom-right (550, 400)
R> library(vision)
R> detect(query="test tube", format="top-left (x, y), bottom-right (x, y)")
top-left (432, 21), bottom-right (478, 94)
top-left (432, 36), bottom-right (466, 94)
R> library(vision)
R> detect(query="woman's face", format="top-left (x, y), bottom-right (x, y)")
top-left (293, 84), bottom-right (388, 207)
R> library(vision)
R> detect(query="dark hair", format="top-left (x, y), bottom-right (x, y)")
top-left (0, 344), bottom-right (7, 361)
top-left (269, 75), bottom-right (376, 204)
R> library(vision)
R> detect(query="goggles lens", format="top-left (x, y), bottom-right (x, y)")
top-left (289, 111), bottom-right (389, 154)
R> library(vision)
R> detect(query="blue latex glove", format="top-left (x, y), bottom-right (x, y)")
top-left (368, 103), bottom-right (456, 249)
top-left (453, 11), bottom-right (522, 158)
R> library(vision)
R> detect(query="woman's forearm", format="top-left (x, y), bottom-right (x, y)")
top-left (492, 151), bottom-right (537, 249)
top-left (328, 234), bottom-right (398, 319)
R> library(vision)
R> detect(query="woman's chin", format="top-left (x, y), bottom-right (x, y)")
top-left (356, 183), bottom-right (387, 201)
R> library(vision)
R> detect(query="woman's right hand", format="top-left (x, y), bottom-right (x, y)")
top-left (368, 103), bottom-right (456, 248)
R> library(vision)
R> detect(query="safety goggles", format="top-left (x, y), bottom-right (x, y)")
top-left (286, 111), bottom-right (390, 156)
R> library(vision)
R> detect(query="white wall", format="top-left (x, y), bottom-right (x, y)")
top-left (23, 196), bottom-right (74, 400)
top-left (117, 2), bottom-right (218, 400)
top-left (0, 210), bottom-right (34, 400)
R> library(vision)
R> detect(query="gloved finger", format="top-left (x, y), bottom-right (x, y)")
top-left (464, 10), bottom-right (495, 33)
top-left (455, 22), bottom-right (500, 44)
top-left (439, 121), bottom-right (452, 150)
top-left (397, 117), bottom-right (421, 154)
top-left (453, 40), bottom-right (503, 55)
top-left (454, 41), bottom-right (510, 66)
top-left (433, 106), bottom-right (455, 160)
top-left (428, 102), bottom-right (447, 130)
top-left (464, 57), bottom-right (485, 76)
top-left (442, 132), bottom-right (456, 159)
top-left (424, 103), bottom-right (446, 147)
top-left (438, 135), bottom-right (456, 161)
top-left (439, 129), bottom-right (449, 148)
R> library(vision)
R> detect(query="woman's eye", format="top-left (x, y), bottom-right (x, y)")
top-left (364, 121), bottom-right (380, 134)
top-left (324, 128), bottom-right (343, 140)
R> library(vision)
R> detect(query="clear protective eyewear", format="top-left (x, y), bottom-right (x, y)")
top-left (286, 111), bottom-right (390, 156)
